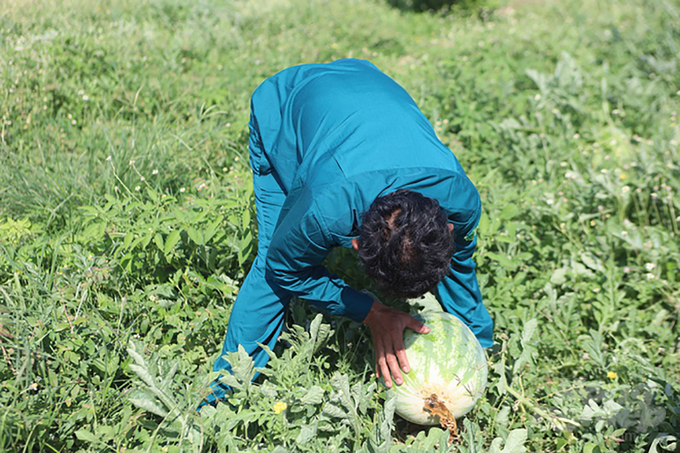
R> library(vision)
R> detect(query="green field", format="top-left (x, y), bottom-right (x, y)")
top-left (1, 0), bottom-right (679, 451)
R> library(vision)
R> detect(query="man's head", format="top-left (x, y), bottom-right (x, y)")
top-left (353, 189), bottom-right (454, 298)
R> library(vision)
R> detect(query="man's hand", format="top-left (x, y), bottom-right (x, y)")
top-left (362, 300), bottom-right (430, 388)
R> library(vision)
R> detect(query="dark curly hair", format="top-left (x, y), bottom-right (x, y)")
top-left (357, 189), bottom-right (454, 298)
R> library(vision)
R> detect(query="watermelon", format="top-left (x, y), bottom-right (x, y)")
top-left (391, 307), bottom-right (488, 425)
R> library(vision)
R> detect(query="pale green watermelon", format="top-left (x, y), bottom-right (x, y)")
top-left (392, 308), bottom-right (488, 425)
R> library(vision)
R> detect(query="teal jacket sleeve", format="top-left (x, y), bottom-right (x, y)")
top-left (436, 178), bottom-right (493, 348)
top-left (264, 186), bottom-right (373, 323)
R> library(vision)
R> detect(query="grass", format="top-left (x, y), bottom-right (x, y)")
top-left (0, 0), bottom-right (679, 451)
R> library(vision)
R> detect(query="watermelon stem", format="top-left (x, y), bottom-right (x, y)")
top-left (423, 393), bottom-right (458, 442)
top-left (504, 385), bottom-right (582, 431)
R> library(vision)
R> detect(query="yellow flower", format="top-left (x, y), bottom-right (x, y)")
top-left (273, 401), bottom-right (287, 414)
top-left (607, 371), bottom-right (617, 379)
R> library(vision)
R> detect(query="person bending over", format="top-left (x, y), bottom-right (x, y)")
top-left (203, 59), bottom-right (493, 407)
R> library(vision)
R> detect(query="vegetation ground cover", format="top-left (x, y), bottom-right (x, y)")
top-left (1, 0), bottom-right (679, 451)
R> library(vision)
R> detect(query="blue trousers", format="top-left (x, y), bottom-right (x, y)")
top-left (204, 111), bottom-right (292, 406)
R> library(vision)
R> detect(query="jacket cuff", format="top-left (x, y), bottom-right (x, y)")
top-left (340, 287), bottom-right (374, 322)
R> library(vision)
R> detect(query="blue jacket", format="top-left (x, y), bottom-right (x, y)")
top-left (250, 59), bottom-right (493, 347)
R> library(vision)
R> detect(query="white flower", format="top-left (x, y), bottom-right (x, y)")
top-left (140, 176), bottom-right (145, 181)
top-left (152, 169), bottom-right (159, 175)
top-left (179, 187), bottom-right (186, 193)
top-left (82, 94), bottom-right (89, 101)
top-left (106, 155), bottom-right (112, 161)
top-left (129, 159), bottom-right (135, 166)
top-left (546, 199), bottom-right (554, 205)
top-left (135, 186), bottom-right (140, 191)
top-left (646, 273), bottom-right (655, 280)
top-left (622, 186), bottom-right (630, 193)
top-left (534, 93), bottom-right (541, 100)
top-left (645, 263), bottom-right (656, 271)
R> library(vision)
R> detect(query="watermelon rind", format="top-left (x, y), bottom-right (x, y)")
top-left (390, 307), bottom-right (488, 425)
